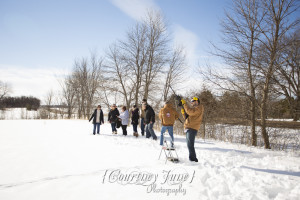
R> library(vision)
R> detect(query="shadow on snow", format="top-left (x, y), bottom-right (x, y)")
top-left (241, 166), bottom-right (300, 177)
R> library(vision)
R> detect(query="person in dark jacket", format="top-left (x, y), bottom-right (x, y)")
top-left (140, 99), bottom-right (147, 136)
top-left (89, 105), bottom-right (104, 135)
top-left (108, 104), bottom-right (120, 134)
top-left (142, 102), bottom-right (157, 140)
top-left (131, 105), bottom-right (139, 137)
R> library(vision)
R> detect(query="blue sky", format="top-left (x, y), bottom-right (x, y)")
top-left (0, 0), bottom-right (231, 100)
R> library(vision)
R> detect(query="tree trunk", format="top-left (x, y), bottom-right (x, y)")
top-left (260, 88), bottom-right (271, 149)
top-left (293, 97), bottom-right (300, 121)
top-left (250, 99), bottom-right (257, 146)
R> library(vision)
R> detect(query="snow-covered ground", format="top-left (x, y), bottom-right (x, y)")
top-left (0, 120), bottom-right (299, 200)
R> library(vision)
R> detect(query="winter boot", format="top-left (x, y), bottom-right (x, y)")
top-left (171, 141), bottom-right (174, 148)
top-left (189, 157), bottom-right (198, 162)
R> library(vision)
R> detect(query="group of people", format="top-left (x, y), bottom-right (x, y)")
top-left (89, 97), bottom-right (204, 162)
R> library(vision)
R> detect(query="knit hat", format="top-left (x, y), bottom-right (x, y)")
top-left (191, 97), bottom-right (199, 102)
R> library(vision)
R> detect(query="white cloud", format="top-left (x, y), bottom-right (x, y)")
top-left (173, 24), bottom-right (200, 68)
top-left (110, 1), bottom-right (201, 68)
top-left (0, 65), bottom-right (69, 103)
top-left (110, 0), bottom-right (159, 21)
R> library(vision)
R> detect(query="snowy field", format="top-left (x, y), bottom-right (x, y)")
top-left (0, 120), bottom-right (299, 200)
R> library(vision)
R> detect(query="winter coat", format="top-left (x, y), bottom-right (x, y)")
top-left (89, 109), bottom-right (104, 124)
top-left (108, 108), bottom-right (120, 123)
top-left (131, 108), bottom-right (140, 125)
top-left (119, 110), bottom-right (129, 125)
top-left (159, 103), bottom-right (179, 126)
top-left (182, 104), bottom-right (204, 131)
top-left (144, 105), bottom-right (155, 124)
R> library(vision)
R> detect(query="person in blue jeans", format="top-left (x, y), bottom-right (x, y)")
top-left (180, 97), bottom-right (204, 162)
top-left (89, 105), bottom-right (104, 135)
top-left (185, 128), bottom-right (198, 160)
top-left (131, 105), bottom-right (140, 137)
top-left (142, 102), bottom-right (157, 140)
top-left (108, 104), bottom-right (120, 134)
top-left (140, 118), bottom-right (145, 135)
top-left (140, 99), bottom-right (147, 136)
top-left (160, 126), bottom-right (174, 146)
top-left (159, 101), bottom-right (179, 147)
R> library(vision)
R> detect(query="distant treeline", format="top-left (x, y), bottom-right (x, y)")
top-left (0, 96), bottom-right (40, 110)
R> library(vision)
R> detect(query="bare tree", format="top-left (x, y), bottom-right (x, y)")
top-left (96, 83), bottom-right (119, 110)
top-left (72, 58), bottom-right (88, 118)
top-left (142, 10), bottom-right (169, 100)
top-left (45, 89), bottom-right (54, 119)
top-left (104, 10), bottom-right (173, 107)
top-left (162, 46), bottom-right (186, 101)
top-left (105, 43), bottom-right (135, 109)
top-left (272, 30), bottom-right (300, 121)
top-left (85, 53), bottom-right (104, 118)
top-left (200, 0), bottom-right (298, 148)
top-left (59, 75), bottom-right (75, 119)
top-left (69, 52), bottom-right (104, 119)
top-left (55, 95), bottom-right (66, 119)
top-left (200, 0), bottom-right (264, 146)
top-left (256, 0), bottom-right (299, 148)
top-left (0, 81), bottom-right (11, 101)
top-left (222, 0), bottom-right (264, 146)
top-left (120, 22), bottom-right (148, 106)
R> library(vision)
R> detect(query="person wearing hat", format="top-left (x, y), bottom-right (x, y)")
top-left (180, 97), bottom-right (204, 162)
top-left (89, 105), bottom-right (104, 135)
top-left (108, 104), bottom-right (120, 134)
top-left (159, 101), bottom-right (179, 147)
